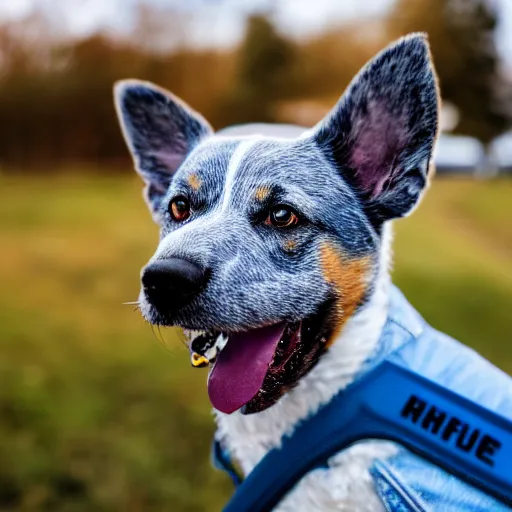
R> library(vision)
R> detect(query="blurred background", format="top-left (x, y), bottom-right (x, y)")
top-left (0, 0), bottom-right (511, 510)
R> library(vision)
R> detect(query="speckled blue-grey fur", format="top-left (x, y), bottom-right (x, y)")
top-left (114, 33), bottom-right (438, 334)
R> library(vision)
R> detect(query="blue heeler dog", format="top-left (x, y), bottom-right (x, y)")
top-left (114, 34), bottom-right (512, 511)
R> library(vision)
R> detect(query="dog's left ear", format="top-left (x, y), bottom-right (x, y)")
top-left (313, 33), bottom-right (439, 223)
top-left (114, 80), bottom-right (213, 222)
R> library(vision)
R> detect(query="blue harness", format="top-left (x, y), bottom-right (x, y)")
top-left (214, 288), bottom-right (512, 511)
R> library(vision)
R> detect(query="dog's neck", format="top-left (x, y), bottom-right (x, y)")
top-left (214, 226), bottom-right (393, 474)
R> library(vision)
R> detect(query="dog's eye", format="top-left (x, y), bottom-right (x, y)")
top-left (267, 205), bottom-right (299, 228)
top-left (169, 195), bottom-right (190, 222)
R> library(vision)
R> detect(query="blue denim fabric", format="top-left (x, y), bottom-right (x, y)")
top-left (369, 287), bottom-right (512, 510)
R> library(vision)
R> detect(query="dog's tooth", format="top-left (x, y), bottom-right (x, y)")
top-left (204, 345), bottom-right (218, 361)
top-left (187, 332), bottom-right (226, 366)
top-left (215, 333), bottom-right (228, 352)
top-left (191, 331), bottom-right (217, 354)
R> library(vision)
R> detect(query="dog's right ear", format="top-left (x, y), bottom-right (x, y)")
top-left (312, 34), bottom-right (439, 224)
top-left (114, 80), bottom-right (213, 222)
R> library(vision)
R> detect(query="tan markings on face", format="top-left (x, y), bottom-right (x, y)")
top-left (188, 173), bottom-right (202, 191)
top-left (283, 239), bottom-right (297, 253)
top-left (320, 243), bottom-right (371, 347)
top-left (254, 186), bottom-right (271, 202)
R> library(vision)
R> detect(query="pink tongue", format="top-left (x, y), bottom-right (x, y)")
top-left (208, 323), bottom-right (286, 414)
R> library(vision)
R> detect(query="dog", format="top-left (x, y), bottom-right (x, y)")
top-left (114, 34), bottom-right (512, 511)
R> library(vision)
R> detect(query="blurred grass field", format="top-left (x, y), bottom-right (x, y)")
top-left (0, 173), bottom-right (511, 511)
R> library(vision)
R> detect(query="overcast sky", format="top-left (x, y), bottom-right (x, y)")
top-left (1, 0), bottom-right (511, 66)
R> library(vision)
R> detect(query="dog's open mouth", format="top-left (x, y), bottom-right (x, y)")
top-left (186, 312), bottom-right (330, 415)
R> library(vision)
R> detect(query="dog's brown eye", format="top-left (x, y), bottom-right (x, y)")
top-left (268, 205), bottom-right (299, 228)
top-left (169, 196), bottom-right (190, 222)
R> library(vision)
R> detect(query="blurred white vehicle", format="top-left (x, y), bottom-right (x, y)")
top-left (434, 134), bottom-right (487, 174)
top-left (489, 131), bottom-right (512, 172)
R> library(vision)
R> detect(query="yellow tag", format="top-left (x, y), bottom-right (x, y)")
top-left (191, 352), bottom-right (209, 368)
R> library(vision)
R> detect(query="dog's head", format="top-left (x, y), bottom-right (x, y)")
top-left (114, 34), bottom-right (439, 415)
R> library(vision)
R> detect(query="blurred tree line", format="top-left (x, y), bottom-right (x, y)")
top-left (391, 0), bottom-right (510, 146)
top-left (0, 0), bottom-right (510, 171)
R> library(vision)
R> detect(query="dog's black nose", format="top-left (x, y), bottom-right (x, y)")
top-left (141, 258), bottom-right (207, 307)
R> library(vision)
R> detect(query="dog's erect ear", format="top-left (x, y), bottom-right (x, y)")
top-left (313, 33), bottom-right (439, 223)
top-left (114, 80), bottom-right (213, 221)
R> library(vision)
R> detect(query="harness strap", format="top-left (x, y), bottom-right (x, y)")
top-left (221, 352), bottom-right (512, 512)
top-left (212, 439), bottom-right (243, 487)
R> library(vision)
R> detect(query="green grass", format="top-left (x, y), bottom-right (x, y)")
top-left (0, 173), bottom-right (511, 511)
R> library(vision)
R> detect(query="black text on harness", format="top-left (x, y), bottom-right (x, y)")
top-left (400, 395), bottom-right (502, 466)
